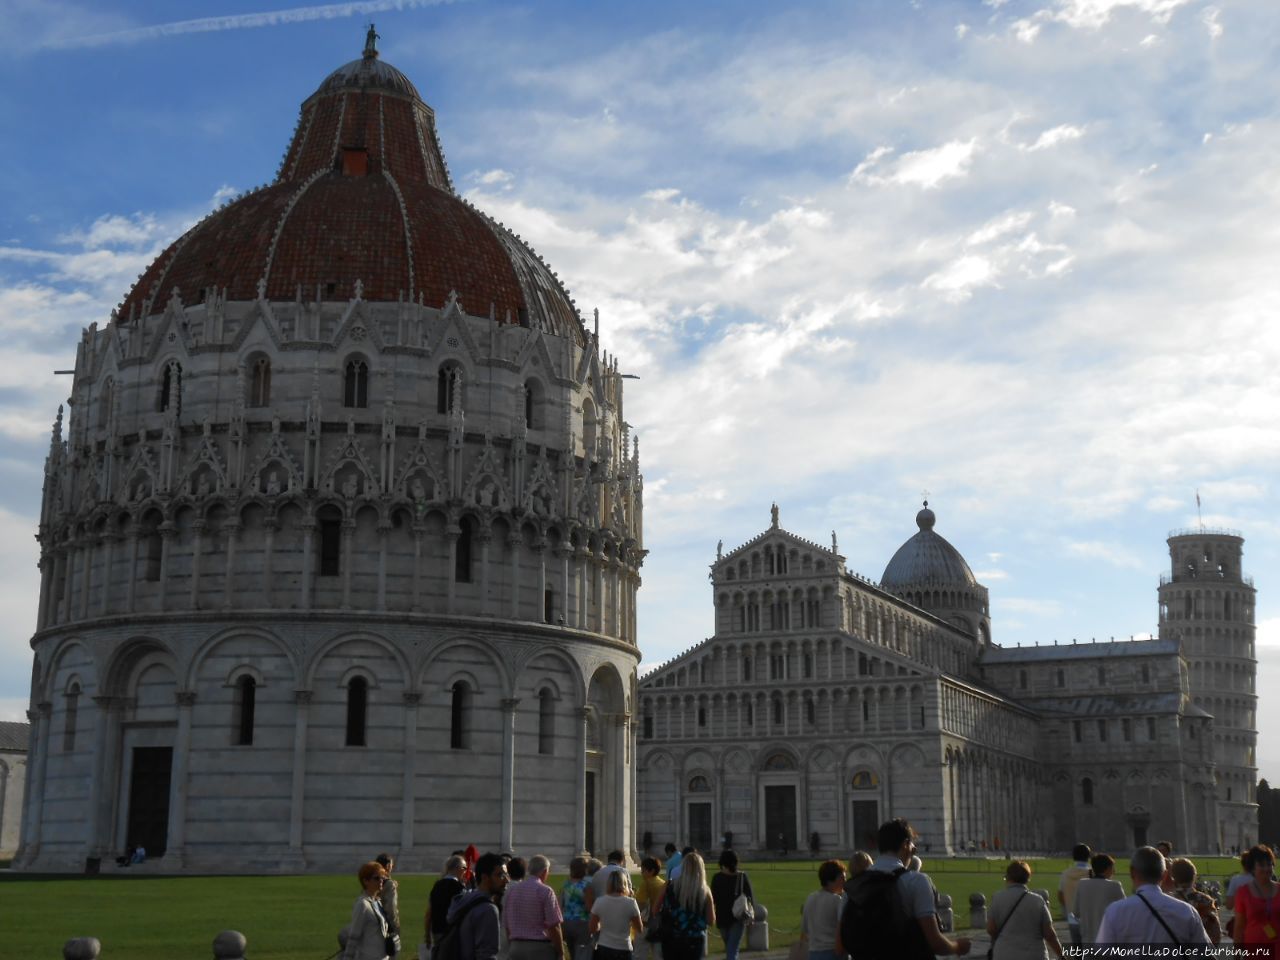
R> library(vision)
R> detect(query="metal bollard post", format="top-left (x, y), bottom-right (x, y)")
top-left (213, 930), bottom-right (248, 960)
top-left (936, 894), bottom-right (954, 933)
top-left (969, 892), bottom-right (987, 930)
top-left (63, 938), bottom-right (101, 960)
top-left (745, 903), bottom-right (769, 951)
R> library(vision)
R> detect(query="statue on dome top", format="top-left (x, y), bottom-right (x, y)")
top-left (364, 23), bottom-right (380, 59)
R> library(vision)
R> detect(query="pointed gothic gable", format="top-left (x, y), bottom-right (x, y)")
top-left (462, 437), bottom-right (512, 509)
top-left (574, 348), bottom-right (606, 403)
top-left (521, 448), bottom-right (560, 518)
top-left (176, 424), bottom-right (229, 496)
top-left (243, 428), bottom-right (303, 496)
top-left (318, 429), bottom-right (380, 498)
top-left (119, 443), bottom-right (160, 503)
top-left (514, 327), bottom-right (564, 384)
top-left (227, 297), bottom-right (285, 353)
top-left (424, 293), bottom-right (483, 362)
top-left (570, 469), bottom-right (597, 525)
top-left (714, 526), bottom-right (836, 574)
top-left (143, 297), bottom-right (194, 365)
top-left (332, 299), bottom-right (387, 353)
top-left (395, 433), bottom-right (448, 503)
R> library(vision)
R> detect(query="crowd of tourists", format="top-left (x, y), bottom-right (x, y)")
top-left (335, 827), bottom-right (1280, 960)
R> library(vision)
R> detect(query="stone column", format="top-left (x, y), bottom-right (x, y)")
top-left (535, 540), bottom-right (547, 622)
top-left (509, 533), bottom-right (523, 619)
top-left (19, 701), bottom-right (52, 861)
top-left (613, 713), bottom-right (630, 855)
top-left (575, 707), bottom-right (589, 852)
top-left (341, 519), bottom-right (356, 609)
top-left (501, 698), bottom-right (519, 850)
top-left (261, 518), bottom-right (276, 609)
top-left (411, 526), bottom-right (424, 612)
top-left (166, 690), bottom-right (196, 867)
top-left (61, 544), bottom-right (76, 622)
top-left (84, 696), bottom-right (117, 861)
top-left (446, 526), bottom-right (459, 614)
top-left (287, 690), bottom-right (312, 864)
top-left (157, 522), bottom-right (175, 610)
top-left (400, 693), bottom-right (420, 854)
top-left (223, 521), bottom-right (241, 610)
top-left (79, 537), bottom-right (94, 619)
top-left (594, 554), bottom-right (605, 633)
top-left (190, 521), bottom-right (205, 608)
top-left (126, 532), bottom-right (140, 613)
top-left (36, 556), bottom-right (54, 630)
top-left (577, 548), bottom-right (589, 629)
top-left (479, 531), bottom-right (492, 615)
top-left (299, 521), bottom-right (315, 611)
top-left (377, 524), bottom-right (390, 612)
top-left (100, 533), bottom-right (120, 616)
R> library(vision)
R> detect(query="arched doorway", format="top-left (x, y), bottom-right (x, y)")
top-left (585, 666), bottom-right (627, 857)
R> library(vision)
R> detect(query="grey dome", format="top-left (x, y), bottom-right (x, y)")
top-left (880, 503), bottom-right (978, 589)
top-left (314, 55), bottom-right (420, 99)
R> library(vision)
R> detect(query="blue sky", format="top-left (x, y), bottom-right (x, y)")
top-left (1, 0), bottom-right (1278, 778)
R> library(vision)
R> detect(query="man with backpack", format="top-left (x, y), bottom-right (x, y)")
top-left (838, 819), bottom-right (971, 959)
top-left (444, 852), bottom-right (511, 960)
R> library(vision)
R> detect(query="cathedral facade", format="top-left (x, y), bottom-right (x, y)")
top-left (636, 505), bottom-right (1257, 857)
top-left (16, 35), bottom-right (643, 874)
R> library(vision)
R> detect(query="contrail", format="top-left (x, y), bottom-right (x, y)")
top-left (46, 0), bottom-right (464, 50)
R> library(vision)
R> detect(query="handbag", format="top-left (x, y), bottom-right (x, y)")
top-left (732, 872), bottom-right (755, 922)
top-left (986, 890), bottom-right (1027, 960)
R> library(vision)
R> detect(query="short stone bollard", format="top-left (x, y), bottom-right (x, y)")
top-left (745, 903), bottom-right (769, 951)
top-left (63, 938), bottom-right (101, 960)
top-left (936, 894), bottom-right (954, 932)
top-left (969, 892), bottom-right (987, 930)
top-left (213, 930), bottom-right (248, 960)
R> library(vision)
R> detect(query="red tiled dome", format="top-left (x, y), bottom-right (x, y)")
top-left (119, 39), bottom-right (585, 345)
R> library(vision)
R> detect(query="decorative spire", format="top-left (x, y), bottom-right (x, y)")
top-left (770, 502), bottom-right (779, 529)
top-left (364, 23), bottom-right (380, 60)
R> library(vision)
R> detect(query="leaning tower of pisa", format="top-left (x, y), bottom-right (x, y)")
top-left (1157, 528), bottom-right (1258, 852)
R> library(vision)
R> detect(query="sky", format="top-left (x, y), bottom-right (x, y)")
top-left (0, 0), bottom-right (1277, 778)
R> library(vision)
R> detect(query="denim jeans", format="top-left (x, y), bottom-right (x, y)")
top-left (720, 922), bottom-right (746, 960)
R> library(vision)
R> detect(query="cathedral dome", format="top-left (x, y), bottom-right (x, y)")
top-left (118, 33), bottom-right (585, 345)
top-left (880, 502), bottom-right (978, 589)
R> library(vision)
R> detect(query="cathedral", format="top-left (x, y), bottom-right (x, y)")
top-left (635, 504), bottom-right (1258, 857)
top-left (16, 32), bottom-right (643, 873)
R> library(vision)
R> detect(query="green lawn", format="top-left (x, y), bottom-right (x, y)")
top-left (0, 857), bottom-right (1247, 959)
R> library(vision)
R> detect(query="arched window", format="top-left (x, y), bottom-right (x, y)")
top-left (805, 699), bottom-right (815, 726)
top-left (742, 656), bottom-right (752, 681)
top-left (98, 378), bottom-right (113, 429)
top-left (544, 587), bottom-right (555, 624)
top-left (344, 358), bottom-right (369, 408)
top-left (345, 676), bottom-right (367, 747)
top-left (689, 776), bottom-right (712, 792)
top-left (538, 688), bottom-right (555, 755)
top-left (524, 380), bottom-right (543, 429)
top-left (698, 707), bottom-right (706, 727)
top-left (772, 697), bottom-right (783, 725)
top-left (1096, 666), bottom-right (1105, 684)
top-left (248, 356), bottom-right (271, 408)
top-left (63, 682), bottom-right (80, 751)
top-left (455, 516), bottom-right (473, 583)
top-left (318, 505), bottom-right (342, 576)
top-left (1081, 777), bottom-right (1094, 805)
top-left (745, 701), bottom-right (754, 725)
top-left (1055, 669), bottom-right (1065, 688)
top-left (157, 361), bottom-right (182, 413)
top-left (450, 681), bottom-right (470, 749)
top-left (851, 770), bottom-right (879, 789)
top-left (234, 675), bottom-right (256, 746)
top-left (1018, 669), bottom-right (1027, 689)
top-left (437, 363), bottom-right (462, 414)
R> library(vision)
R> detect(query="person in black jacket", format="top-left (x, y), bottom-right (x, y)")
top-left (708, 850), bottom-right (753, 960)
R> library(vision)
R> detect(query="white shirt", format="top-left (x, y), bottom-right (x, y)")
top-left (1095, 884), bottom-right (1212, 945)
top-left (869, 855), bottom-right (936, 919)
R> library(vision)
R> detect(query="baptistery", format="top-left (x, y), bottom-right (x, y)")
top-left (17, 30), bottom-right (643, 873)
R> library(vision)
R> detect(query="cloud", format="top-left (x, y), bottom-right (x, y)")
top-left (42, 0), bottom-right (467, 50)
top-left (1050, 0), bottom-right (1192, 30)
top-left (889, 140), bottom-right (979, 189)
top-left (1025, 124), bottom-right (1086, 151)
top-left (998, 598), bottom-right (1066, 617)
top-left (1064, 540), bottom-right (1144, 569)
top-left (1257, 617), bottom-right (1280, 647)
top-left (1202, 7), bottom-right (1223, 38)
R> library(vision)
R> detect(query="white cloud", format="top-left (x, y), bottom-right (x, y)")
top-left (1065, 540), bottom-right (1143, 569)
top-left (922, 255), bottom-right (997, 301)
top-left (1257, 617), bottom-right (1280, 647)
top-left (1050, 0), bottom-right (1192, 30)
top-left (1025, 124), bottom-right (1086, 151)
top-left (472, 168), bottom-right (514, 187)
top-left (854, 140), bottom-right (979, 190)
top-left (1201, 6), bottom-right (1223, 38)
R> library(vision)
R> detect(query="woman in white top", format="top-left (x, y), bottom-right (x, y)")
top-left (986, 861), bottom-right (1063, 960)
top-left (342, 861), bottom-right (391, 960)
top-left (590, 868), bottom-right (643, 960)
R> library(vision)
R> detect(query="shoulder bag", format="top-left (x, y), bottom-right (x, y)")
top-left (732, 872), bottom-right (755, 922)
top-left (986, 890), bottom-right (1028, 960)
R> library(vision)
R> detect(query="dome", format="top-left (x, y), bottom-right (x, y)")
top-left (117, 33), bottom-right (586, 346)
top-left (880, 502), bottom-right (978, 589)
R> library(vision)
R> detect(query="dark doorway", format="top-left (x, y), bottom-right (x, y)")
top-left (852, 800), bottom-right (879, 852)
top-left (126, 746), bottom-right (173, 858)
top-left (688, 802), bottom-right (713, 851)
top-left (764, 785), bottom-right (797, 853)
top-left (585, 771), bottom-right (597, 855)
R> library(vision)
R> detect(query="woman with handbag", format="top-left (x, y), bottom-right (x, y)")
top-left (342, 861), bottom-right (392, 960)
top-left (985, 861), bottom-right (1062, 960)
top-left (801, 860), bottom-right (846, 960)
top-left (662, 852), bottom-right (716, 960)
top-left (635, 857), bottom-right (668, 960)
top-left (709, 850), bottom-right (753, 960)
top-left (1232, 844), bottom-right (1280, 958)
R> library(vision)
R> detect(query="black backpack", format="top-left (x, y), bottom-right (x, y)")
top-left (433, 895), bottom-right (490, 960)
top-left (840, 868), bottom-right (932, 960)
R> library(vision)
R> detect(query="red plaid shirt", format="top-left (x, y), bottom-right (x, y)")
top-left (503, 877), bottom-right (563, 941)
